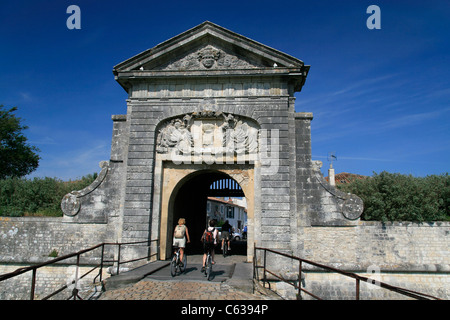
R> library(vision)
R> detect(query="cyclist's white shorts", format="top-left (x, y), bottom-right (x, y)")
top-left (173, 237), bottom-right (186, 248)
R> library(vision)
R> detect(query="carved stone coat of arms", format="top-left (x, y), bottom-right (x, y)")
top-left (156, 111), bottom-right (259, 158)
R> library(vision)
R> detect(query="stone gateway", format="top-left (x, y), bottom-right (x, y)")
top-left (60, 21), bottom-right (363, 263)
top-left (1, 22), bottom-right (447, 301)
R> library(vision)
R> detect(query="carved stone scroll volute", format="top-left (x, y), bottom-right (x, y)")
top-left (61, 161), bottom-right (109, 217)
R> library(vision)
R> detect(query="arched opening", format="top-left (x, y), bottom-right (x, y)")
top-left (155, 162), bottom-right (255, 262)
top-left (167, 170), bottom-right (247, 256)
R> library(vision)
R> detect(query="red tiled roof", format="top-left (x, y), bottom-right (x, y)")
top-left (207, 197), bottom-right (246, 209)
top-left (325, 172), bottom-right (367, 185)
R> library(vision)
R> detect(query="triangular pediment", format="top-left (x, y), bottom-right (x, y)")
top-left (114, 21), bottom-right (305, 73)
top-left (150, 42), bottom-right (267, 71)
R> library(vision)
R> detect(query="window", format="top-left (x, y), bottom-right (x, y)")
top-left (227, 207), bottom-right (234, 219)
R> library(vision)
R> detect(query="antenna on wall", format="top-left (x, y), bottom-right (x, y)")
top-left (327, 151), bottom-right (337, 169)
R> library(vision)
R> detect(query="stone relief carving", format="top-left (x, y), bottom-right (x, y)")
top-left (154, 45), bottom-right (262, 71)
top-left (61, 161), bottom-right (109, 217)
top-left (156, 111), bottom-right (259, 155)
top-left (198, 47), bottom-right (220, 68)
top-left (312, 160), bottom-right (364, 221)
top-left (156, 118), bottom-right (193, 154)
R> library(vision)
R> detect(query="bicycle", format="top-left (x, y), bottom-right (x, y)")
top-left (222, 236), bottom-right (229, 257)
top-left (204, 248), bottom-right (213, 281)
top-left (170, 246), bottom-right (187, 277)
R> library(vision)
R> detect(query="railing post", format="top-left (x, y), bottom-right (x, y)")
top-left (99, 243), bottom-right (105, 283)
top-left (356, 278), bottom-right (360, 300)
top-left (117, 243), bottom-right (121, 275)
top-left (147, 239), bottom-right (152, 262)
top-left (30, 268), bottom-right (36, 300)
top-left (72, 254), bottom-right (80, 300)
top-left (298, 260), bottom-right (302, 300)
top-left (253, 246), bottom-right (256, 281)
top-left (263, 249), bottom-right (267, 288)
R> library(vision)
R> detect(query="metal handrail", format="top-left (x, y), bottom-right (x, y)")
top-left (0, 239), bottom-right (158, 300)
top-left (253, 246), bottom-right (441, 300)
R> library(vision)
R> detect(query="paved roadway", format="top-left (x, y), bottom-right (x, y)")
top-left (99, 243), bottom-right (280, 300)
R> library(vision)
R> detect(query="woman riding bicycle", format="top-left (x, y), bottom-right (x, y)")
top-left (172, 218), bottom-right (190, 267)
top-left (201, 219), bottom-right (218, 272)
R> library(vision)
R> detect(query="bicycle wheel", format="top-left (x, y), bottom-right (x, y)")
top-left (180, 253), bottom-right (187, 273)
top-left (170, 256), bottom-right (177, 277)
top-left (223, 242), bottom-right (227, 257)
top-left (206, 254), bottom-right (212, 281)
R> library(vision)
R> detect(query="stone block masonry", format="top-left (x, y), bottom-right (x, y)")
top-left (0, 217), bottom-right (108, 264)
top-left (254, 221), bottom-right (449, 300)
top-left (0, 264), bottom-right (107, 300)
top-left (274, 271), bottom-right (448, 300)
top-left (297, 221), bottom-right (449, 299)
top-left (304, 221), bottom-right (450, 273)
top-left (1, 218), bottom-right (448, 299)
top-left (0, 217), bottom-right (111, 300)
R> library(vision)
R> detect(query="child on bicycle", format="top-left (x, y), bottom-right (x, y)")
top-left (201, 219), bottom-right (218, 272)
top-left (173, 218), bottom-right (190, 267)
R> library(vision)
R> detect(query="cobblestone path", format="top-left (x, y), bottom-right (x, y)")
top-left (99, 278), bottom-right (274, 300)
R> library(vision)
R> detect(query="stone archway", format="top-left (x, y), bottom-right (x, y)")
top-left (153, 163), bottom-right (255, 261)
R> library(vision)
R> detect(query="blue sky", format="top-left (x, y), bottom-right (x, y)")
top-left (1, 0), bottom-right (449, 180)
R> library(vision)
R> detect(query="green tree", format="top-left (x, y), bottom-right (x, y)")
top-left (338, 171), bottom-right (449, 222)
top-left (0, 105), bottom-right (40, 179)
top-left (0, 174), bottom-right (97, 217)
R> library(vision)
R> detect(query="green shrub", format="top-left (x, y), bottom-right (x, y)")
top-left (338, 171), bottom-right (449, 222)
top-left (0, 174), bottom-right (97, 217)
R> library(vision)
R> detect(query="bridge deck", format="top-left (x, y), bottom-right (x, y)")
top-left (104, 254), bottom-right (254, 292)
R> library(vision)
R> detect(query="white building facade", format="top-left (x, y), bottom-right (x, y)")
top-left (206, 197), bottom-right (247, 233)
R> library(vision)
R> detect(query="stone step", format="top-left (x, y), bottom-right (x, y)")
top-left (104, 261), bottom-right (170, 290)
